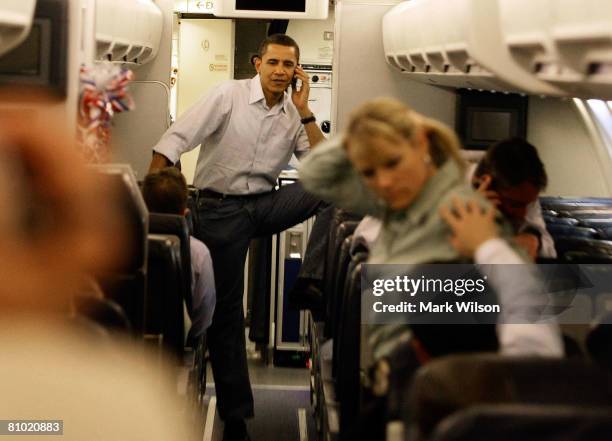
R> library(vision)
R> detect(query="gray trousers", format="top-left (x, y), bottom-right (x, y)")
top-left (196, 182), bottom-right (325, 420)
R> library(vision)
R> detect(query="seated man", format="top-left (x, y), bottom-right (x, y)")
top-left (142, 167), bottom-right (216, 339)
top-left (472, 138), bottom-right (556, 260)
top-left (439, 196), bottom-right (563, 356)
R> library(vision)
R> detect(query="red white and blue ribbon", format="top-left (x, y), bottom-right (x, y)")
top-left (78, 63), bottom-right (135, 163)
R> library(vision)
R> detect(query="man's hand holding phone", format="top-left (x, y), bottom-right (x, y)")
top-left (290, 65), bottom-right (326, 147)
top-left (474, 174), bottom-right (501, 208)
top-left (291, 65), bottom-right (311, 117)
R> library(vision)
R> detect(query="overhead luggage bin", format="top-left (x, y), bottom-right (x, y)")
top-left (0, 0), bottom-right (36, 58)
top-left (547, 0), bottom-right (612, 99)
top-left (382, 0), bottom-right (564, 95)
top-left (95, 0), bottom-right (163, 66)
top-left (383, 0), bottom-right (467, 88)
top-left (498, 0), bottom-right (565, 96)
top-left (499, 0), bottom-right (612, 99)
top-left (382, 1), bottom-right (411, 73)
top-left (416, 0), bottom-right (508, 90)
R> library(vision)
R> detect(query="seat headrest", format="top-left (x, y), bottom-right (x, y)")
top-left (408, 354), bottom-right (612, 440)
top-left (430, 404), bottom-right (612, 441)
top-left (149, 213), bottom-right (189, 238)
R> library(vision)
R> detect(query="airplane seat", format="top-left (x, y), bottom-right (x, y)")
top-left (336, 256), bottom-right (368, 440)
top-left (554, 237), bottom-right (612, 262)
top-left (547, 224), bottom-right (599, 239)
top-left (185, 210), bottom-right (196, 236)
top-left (73, 295), bottom-right (132, 335)
top-left (145, 234), bottom-right (187, 361)
top-left (327, 222), bottom-right (359, 343)
top-left (147, 231), bottom-right (208, 408)
top-left (544, 203), bottom-right (612, 214)
top-left (149, 213), bottom-right (194, 319)
top-left (564, 252), bottom-right (612, 264)
top-left (544, 216), bottom-right (579, 226)
top-left (428, 404), bottom-right (612, 441)
top-left (577, 219), bottom-right (612, 232)
top-left (540, 198), bottom-right (612, 213)
top-left (403, 354), bottom-right (612, 441)
top-left (310, 210), bottom-right (361, 441)
top-left (565, 211), bottom-right (612, 219)
top-left (322, 210), bottom-right (362, 338)
top-left (327, 235), bottom-right (355, 359)
top-left (333, 250), bottom-right (369, 380)
top-left (94, 172), bottom-right (147, 334)
top-left (600, 227), bottom-right (612, 240)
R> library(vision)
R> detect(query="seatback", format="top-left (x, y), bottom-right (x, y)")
top-left (578, 219), bottom-right (612, 230)
top-left (333, 251), bottom-right (369, 378)
top-left (337, 256), bottom-right (369, 440)
top-left (547, 224), bottom-right (599, 239)
top-left (328, 235), bottom-right (355, 347)
top-left (554, 237), bottom-right (612, 262)
top-left (430, 404), bottom-right (612, 441)
top-left (146, 234), bottom-right (186, 361)
top-left (544, 216), bottom-right (579, 226)
top-left (541, 201), bottom-right (612, 212)
top-left (540, 197), bottom-right (612, 207)
top-left (94, 168), bottom-right (148, 334)
top-left (323, 209), bottom-right (362, 301)
top-left (601, 227), bottom-right (612, 240)
top-left (73, 296), bottom-right (132, 334)
top-left (407, 354), bottom-right (612, 441)
top-left (325, 221), bottom-right (359, 337)
top-left (149, 213), bottom-right (193, 314)
top-left (565, 211), bottom-right (612, 219)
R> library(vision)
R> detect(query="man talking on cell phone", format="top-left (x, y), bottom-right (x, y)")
top-left (472, 137), bottom-right (556, 260)
top-left (148, 34), bottom-right (325, 441)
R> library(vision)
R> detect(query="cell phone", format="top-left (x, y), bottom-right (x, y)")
top-left (472, 175), bottom-right (496, 191)
top-left (292, 65), bottom-right (301, 90)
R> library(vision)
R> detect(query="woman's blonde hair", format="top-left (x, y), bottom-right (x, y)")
top-left (345, 97), bottom-right (466, 172)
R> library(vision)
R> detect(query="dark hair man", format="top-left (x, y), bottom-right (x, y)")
top-left (148, 34), bottom-right (326, 441)
top-left (142, 167), bottom-right (216, 341)
top-left (473, 137), bottom-right (556, 259)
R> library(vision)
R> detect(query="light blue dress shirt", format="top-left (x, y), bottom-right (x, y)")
top-left (189, 236), bottom-right (216, 336)
top-left (153, 75), bottom-right (310, 194)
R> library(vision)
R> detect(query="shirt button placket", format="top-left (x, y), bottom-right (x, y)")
top-left (247, 109), bottom-right (270, 191)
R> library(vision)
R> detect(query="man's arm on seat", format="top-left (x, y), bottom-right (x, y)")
top-left (148, 82), bottom-right (231, 173)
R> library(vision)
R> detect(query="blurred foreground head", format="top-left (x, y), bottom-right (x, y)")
top-left (0, 90), bottom-right (192, 441)
top-left (0, 90), bottom-right (127, 316)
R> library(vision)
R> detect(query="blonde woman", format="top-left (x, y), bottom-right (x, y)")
top-left (299, 97), bottom-right (562, 358)
top-left (299, 97), bottom-right (506, 264)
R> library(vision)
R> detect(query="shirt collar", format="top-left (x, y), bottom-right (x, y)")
top-left (391, 160), bottom-right (464, 226)
top-left (249, 74), bottom-right (290, 113)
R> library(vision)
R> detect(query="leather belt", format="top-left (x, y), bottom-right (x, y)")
top-left (198, 189), bottom-right (268, 200)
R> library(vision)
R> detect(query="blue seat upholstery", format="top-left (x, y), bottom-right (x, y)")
top-left (547, 224), bottom-right (599, 239)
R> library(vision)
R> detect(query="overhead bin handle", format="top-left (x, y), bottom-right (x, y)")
top-left (505, 36), bottom-right (549, 74)
top-left (553, 27), bottom-right (612, 74)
